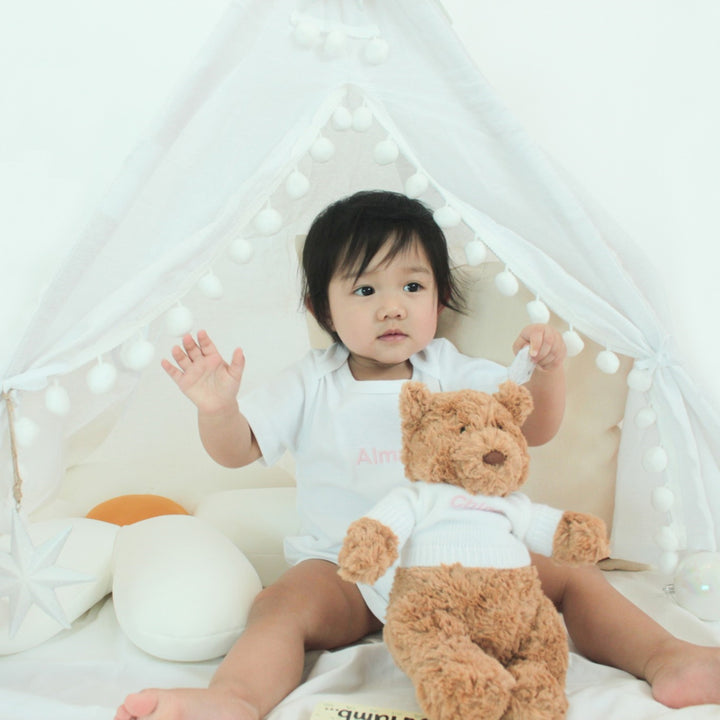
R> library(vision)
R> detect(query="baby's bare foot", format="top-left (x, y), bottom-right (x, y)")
top-left (114, 686), bottom-right (259, 720)
top-left (645, 639), bottom-right (720, 708)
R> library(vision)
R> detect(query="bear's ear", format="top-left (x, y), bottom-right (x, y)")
top-left (493, 380), bottom-right (534, 427)
top-left (399, 381), bottom-right (432, 431)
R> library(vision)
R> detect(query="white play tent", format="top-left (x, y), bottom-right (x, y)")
top-left (3, 0), bottom-right (718, 558)
top-left (1, 1), bottom-right (720, 716)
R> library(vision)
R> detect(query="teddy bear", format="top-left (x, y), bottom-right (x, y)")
top-left (337, 380), bottom-right (610, 720)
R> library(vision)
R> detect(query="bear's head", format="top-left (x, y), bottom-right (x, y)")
top-left (399, 380), bottom-right (533, 497)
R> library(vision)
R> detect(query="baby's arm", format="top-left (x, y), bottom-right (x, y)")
top-left (162, 329), bottom-right (261, 468)
top-left (512, 324), bottom-right (567, 446)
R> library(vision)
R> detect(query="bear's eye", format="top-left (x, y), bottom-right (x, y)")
top-left (459, 426), bottom-right (467, 434)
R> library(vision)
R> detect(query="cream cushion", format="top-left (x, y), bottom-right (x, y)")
top-left (195, 486), bottom-right (299, 587)
top-left (305, 261), bottom-right (630, 533)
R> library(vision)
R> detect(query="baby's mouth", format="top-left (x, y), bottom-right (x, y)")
top-left (379, 329), bottom-right (408, 341)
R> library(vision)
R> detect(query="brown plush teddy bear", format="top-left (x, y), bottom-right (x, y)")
top-left (338, 380), bottom-right (610, 720)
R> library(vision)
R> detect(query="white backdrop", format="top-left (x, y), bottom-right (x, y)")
top-left (1, 0), bottom-right (718, 409)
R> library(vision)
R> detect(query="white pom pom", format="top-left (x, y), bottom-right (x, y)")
top-left (352, 106), bottom-right (373, 132)
top-left (495, 269), bottom-right (519, 296)
top-left (404, 172), bottom-right (429, 198)
top-left (294, 20), bottom-right (320, 48)
top-left (635, 406), bottom-right (657, 429)
top-left (165, 305), bottom-right (194, 337)
top-left (197, 273), bottom-right (224, 299)
top-left (433, 205), bottom-right (462, 228)
top-left (324, 29), bottom-right (347, 57)
top-left (562, 330), bottom-right (585, 357)
top-left (595, 349), bottom-right (620, 374)
top-left (121, 338), bottom-right (155, 371)
top-left (652, 486), bottom-right (675, 513)
top-left (526, 299), bottom-right (550, 324)
top-left (627, 367), bottom-right (653, 392)
top-left (253, 206), bottom-right (282, 236)
top-left (331, 106), bottom-right (352, 131)
top-left (310, 136), bottom-right (335, 162)
top-left (659, 551), bottom-right (679, 575)
top-left (15, 416), bottom-right (39, 448)
top-left (643, 445), bottom-right (668, 473)
top-left (364, 37), bottom-right (389, 65)
top-left (285, 170), bottom-right (310, 199)
top-left (229, 238), bottom-right (254, 264)
top-left (86, 361), bottom-right (118, 394)
top-left (464, 239), bottom-right (487, 266)
top-left (654, 525), bottom-right (680, 552)
top-left (45, 383), bottom-right (71, 416)
top-left (373, 138), bottom-right (399, 165)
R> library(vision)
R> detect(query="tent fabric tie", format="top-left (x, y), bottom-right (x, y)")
top-left (2, 391), bottom-right (23, 509)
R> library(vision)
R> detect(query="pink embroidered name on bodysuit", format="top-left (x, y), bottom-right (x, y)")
top-left (356, 448), bottom-right (402, 465)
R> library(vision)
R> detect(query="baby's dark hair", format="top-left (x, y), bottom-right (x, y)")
top-left (302, 190), bottom-right (463, 338)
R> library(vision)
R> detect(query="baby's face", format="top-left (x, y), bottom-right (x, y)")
top-left (327, 240), bottom-right (441, 381)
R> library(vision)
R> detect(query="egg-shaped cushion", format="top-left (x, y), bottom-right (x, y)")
top-left (87, 494), bottom-right (189, 525)
top-left (111, 514), bottom-right (261, 661)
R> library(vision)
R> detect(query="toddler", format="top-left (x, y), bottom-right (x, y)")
top-left (116, 190), bottom-right (720, 720)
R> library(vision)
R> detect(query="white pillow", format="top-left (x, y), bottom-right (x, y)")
top-left (111, 514), bottom-right (262, 662)
top-left (195, 486), bottom-right (298, 587)
top-left (0, 517), bottom-right (117, 655)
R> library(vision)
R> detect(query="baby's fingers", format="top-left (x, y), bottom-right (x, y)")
top-left (161, 357), bottom-right (184, 383)
top-left (182, 333), bottom-right (203, 361)
top-left (513, 324), bottom-right (566, 370)
top-left (227, 347), bottom-right (246, 382)
top-left (513, 325), bottom-right (544, 358)
top-left (530, 336), bottom-right (554, 362)
top-left (196, 329), bottom-right (220, 357)
top-left (170, 343), bottom-right (192, 369)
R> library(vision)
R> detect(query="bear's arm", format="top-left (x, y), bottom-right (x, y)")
top-left (338, 517), bottom-right (399, 584)
top-left (551, 511), bottom-right (610, 565)
top-left (517, 496), bottom-right (610, 565)
top-left (337, 487), bottom-right (419, 585)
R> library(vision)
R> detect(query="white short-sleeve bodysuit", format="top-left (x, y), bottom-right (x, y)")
top-left (239, 338), bottom-right (510, 621)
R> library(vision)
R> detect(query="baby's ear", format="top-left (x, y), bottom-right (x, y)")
top-left (304, 296), bottom-right (335, 333)
top-left (399, 381), bottom-right (432, 432)
top-left (493, 380), bottom-right (534, 427)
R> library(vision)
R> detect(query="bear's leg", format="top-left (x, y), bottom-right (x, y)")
top-left (502, 660), bottom-right (567, 720)
top-left (503, 591), bottom-right (570, 720)
top-left (385, 612), bottom-right (515, 720)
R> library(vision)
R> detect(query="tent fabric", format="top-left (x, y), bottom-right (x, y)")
top-left (0, 0), bottom-right (718, 566)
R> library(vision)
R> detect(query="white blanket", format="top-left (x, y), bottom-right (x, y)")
top-left (1, 571), bottom-right (718, 720)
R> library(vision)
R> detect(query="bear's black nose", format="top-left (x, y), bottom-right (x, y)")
top-left (483, 450), bottom-right (506, 466)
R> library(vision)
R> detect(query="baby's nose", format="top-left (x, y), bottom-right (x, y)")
top-left (379, 303), bottom-right (406, 320)
top-left (483, 450), bottom-right (506, 466)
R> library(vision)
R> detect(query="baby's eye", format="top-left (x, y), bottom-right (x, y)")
top-left (353, 286), bottom-right (374, 297)
top-left (404, 282), bottom-right (422, 292)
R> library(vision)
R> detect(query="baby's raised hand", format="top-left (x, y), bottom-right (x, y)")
top-left (161, 330), bottom-right (245, 415)
top-left (513, 324), bottom-right (567, 372)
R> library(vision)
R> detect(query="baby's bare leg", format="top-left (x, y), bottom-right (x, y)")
top-left (532, 553), bottom-right (720, 708)
top-left (115, 559), bottom-right (381, 720)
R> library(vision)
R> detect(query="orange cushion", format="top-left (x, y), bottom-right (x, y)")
top-left (87, 494), bottom-right (190, 526)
